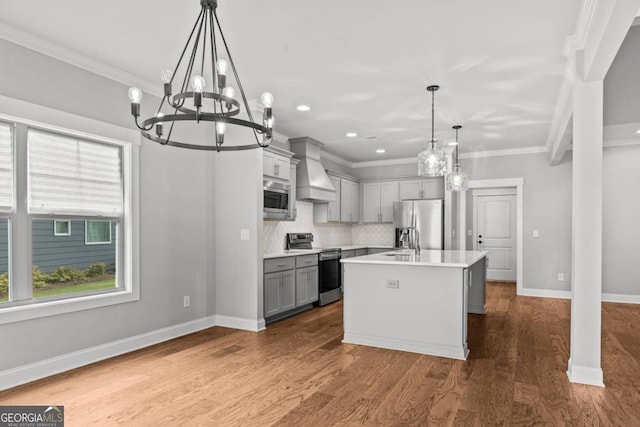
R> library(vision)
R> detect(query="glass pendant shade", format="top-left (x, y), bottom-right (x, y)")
top-left (417, 85), bottom-right (446, 177)
top-left (418, 141), bottom-right (447, 176)
top-left (446, 164), bottom-right (469, 191)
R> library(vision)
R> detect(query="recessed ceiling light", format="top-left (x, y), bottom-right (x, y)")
top-left (346, 132), bottom-right (357, 138)
top-left (376, 149), bottom-right (386, 154)
top-left (296, 105), bottom-right (310, 111)
top-left (636, 129), bottom-right (640, 134)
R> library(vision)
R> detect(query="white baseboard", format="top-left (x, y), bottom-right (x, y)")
top-left (567, 358), bottom-right (605, 387)
top-left (602, 293), bottom-right (640, 304)
top-left (518, 288), bottom-right (640, 304)
top-left (215, 315), bottom-right (266, 332)
top-left (343, 332), bottom-right (469, 360)
top-left (519, 288), bottom-right (571, 299)
top-left (0, 315), bottom-right (224, 392)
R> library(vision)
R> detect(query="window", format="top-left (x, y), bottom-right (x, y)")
top-left (0, 123), bottom-right (12, 305)
top-left (0, 108), bottom-right (139, 324)
top-left (85, 220), bottom-right (112, 244)
top-left (54, 220), bottom-right (71, 236)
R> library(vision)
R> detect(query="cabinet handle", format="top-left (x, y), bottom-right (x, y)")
top-left (277, 263), bottom-right (287, 267)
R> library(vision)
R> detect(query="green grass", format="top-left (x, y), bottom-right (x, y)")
top-left (33, 278), bottom-right (116, 298)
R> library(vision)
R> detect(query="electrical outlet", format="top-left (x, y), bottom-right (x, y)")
top-left (557, 273), bottom-right (565, 281)
top-left (183, 295), bottom-right (191, 307)
top-left (386, 279), bottom-right (399, 289)
top-left (533, 230), bottom-right (540, 238)
top-left (240, 229), bottom-right (250, 240)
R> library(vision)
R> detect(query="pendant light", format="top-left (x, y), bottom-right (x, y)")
top-left (417, 85), bottom-right (447, 176)
top-left (446, 125), bottom-right (469, 191)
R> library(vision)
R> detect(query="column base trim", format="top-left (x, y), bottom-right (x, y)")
top-left (567, 358), bottom-right (604, 387)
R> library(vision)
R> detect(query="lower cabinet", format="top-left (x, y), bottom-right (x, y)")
top-left (264, 270), bottom-right (296, 318)
top-left (296, 266), bottom-right (319, 306)
top-left (264, 254), bottom-right (319, 321)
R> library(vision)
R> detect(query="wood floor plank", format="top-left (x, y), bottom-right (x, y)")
top-left (2, 282), bottom-right (640, 426)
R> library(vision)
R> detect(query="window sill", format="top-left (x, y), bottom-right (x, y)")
top-left (0, 287), bottom-right (140, 325)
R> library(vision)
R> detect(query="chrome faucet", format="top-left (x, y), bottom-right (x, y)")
top-left (407, 226), bottom-right (420, 255)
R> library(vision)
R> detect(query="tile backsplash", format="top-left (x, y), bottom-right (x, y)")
top-left (263, 201), bottom-right (352, 253)
top-left (352, 223), bottom-right (395, 246)
top-left (263, 201), bottom-right (395, 253)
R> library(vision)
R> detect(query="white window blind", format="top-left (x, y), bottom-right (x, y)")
top-left (28, 130), bottom-right (123, 216)
top-left (0, 124), bottom-right (12, 214)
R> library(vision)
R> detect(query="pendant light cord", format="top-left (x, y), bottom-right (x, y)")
top-left (430, 89), bottom-right (435, 147)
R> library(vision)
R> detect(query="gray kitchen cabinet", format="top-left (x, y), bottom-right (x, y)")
top-left (362, 181), bottom-right (398, 223)
top-left (367, 248), bottom-right (392, 255)
top-left (341, 250), bottom-right (355, 259)
top-left (264, 269), bottom-right (295, 317)
top-left (263, 151), bottom-right (290, 181)
top-left (264, 253), bottom-right (319, 321)
top-left (296, 266), bottom-right (319, 306)
top-left (314, 174), bottom-right (358, 223)
top-left (340, 178), bottom-right (359, 223)
top-left (399, 178), bottom-right (444, 200)
top-left (288, 161), bottom-right (298, 220)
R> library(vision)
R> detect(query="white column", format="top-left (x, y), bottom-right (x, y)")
top-left (567, 73), bottom-right (604, 386)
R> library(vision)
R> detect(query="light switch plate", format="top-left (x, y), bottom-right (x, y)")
top-left (240, 229), bottom-right (250, 240)
top-left (533, 230), bottom-right (539, 238)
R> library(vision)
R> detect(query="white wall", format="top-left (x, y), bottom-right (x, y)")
top-left (0, 39), bottom-right (215, 372)
top-left (213, 132), bottom-right (264, 326)
top-left (602, 144), bottom-right (640, 296)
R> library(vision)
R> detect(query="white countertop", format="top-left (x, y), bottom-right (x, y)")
top-left (341, 249), bottom-right (488, 268)
top-left (263, 245), bottom-right (394, 259)
top-left (263, 249), bottom-right (321, 259)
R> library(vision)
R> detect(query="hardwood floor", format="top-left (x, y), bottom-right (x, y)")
top-left (2, 282), bottom-right (640, 426)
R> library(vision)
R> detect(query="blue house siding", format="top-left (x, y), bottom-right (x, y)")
top-left (0, 219), bottom-right (7, 274)
top-left (32, 220), bottom-right (116, 273)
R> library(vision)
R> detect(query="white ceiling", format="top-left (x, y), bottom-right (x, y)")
top-left (0, 0), bottom-right (590, 161)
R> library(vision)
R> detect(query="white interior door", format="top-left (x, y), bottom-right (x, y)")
top-left (474, 192), bottom-right (517, 281)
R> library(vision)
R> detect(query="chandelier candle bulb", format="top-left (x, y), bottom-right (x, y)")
top-left (155, 112), bottom-right (165, 137)
top-left (216, 122), bottom-right (226, 144)
top-left (128, 87), bottom-right (142, 116)
top-left (222, 87), bottom-right (235, 109)
top-left (216, 59), bottom-right (228, 90)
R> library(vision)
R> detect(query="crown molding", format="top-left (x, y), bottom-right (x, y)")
top-left (0, 22), bottom-right (161, 98)
top-left (459, 146), bottom-right (549, 160)
top-left (320, 150), bottom-right (354, 168)
top-left (350, 157), bottom-right (416, 169)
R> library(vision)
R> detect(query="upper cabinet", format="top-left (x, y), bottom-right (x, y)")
top-left (313, 173), bottom-right (358, 223)
top-left (398, 177), bottom-right (444, 200)
top-left (362, 181), bottom-right (399, 223)
top-left (263, 151), bottom-right (291, 181)
top-left (340, 178), bottom-right (359, 223)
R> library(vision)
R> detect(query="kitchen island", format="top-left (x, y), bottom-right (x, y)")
top-left (341, 250), bottom-right (488, 360)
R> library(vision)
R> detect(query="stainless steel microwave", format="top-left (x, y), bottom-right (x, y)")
top-left (264, 180), bottom-right (290, 220)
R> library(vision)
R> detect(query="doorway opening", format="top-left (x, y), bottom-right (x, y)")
top-left (460, 178), bottom-right (524, 295)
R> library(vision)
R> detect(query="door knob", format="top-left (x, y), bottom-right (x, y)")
top-left (478, 240), bottom-right (483, 244)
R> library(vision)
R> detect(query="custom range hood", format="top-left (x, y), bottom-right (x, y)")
top-left (289, 137), bottom-right (336, 202)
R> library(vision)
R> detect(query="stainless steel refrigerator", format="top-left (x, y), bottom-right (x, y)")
top-left (393, 199), bottom-right (444, 250)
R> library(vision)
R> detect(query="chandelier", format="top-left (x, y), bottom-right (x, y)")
top-left (417, 85), bottom-right (447, 176)
top-left (127, 0), bottom-right (273, 151)
top-left (446, 125), bottom-right (469, 191)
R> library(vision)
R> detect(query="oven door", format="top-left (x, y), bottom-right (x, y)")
top-left (319, 257), bottom-right (342, 293)
top-left (264, 181), bottom-right (289, 219)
